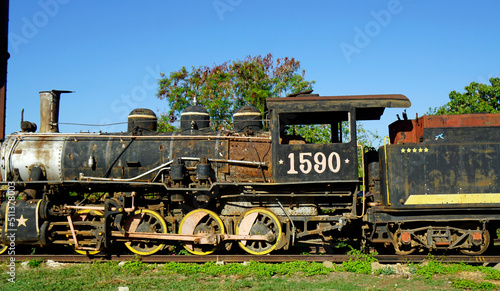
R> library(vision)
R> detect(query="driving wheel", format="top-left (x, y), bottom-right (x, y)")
top-left (236, 207), bottom-right (282, 255)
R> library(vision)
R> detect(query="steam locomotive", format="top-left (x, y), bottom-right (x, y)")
top-left (0, 89), bottom-right (498, 256)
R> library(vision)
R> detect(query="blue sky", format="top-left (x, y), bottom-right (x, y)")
top-left (5, 0), bottom-right (499, 136)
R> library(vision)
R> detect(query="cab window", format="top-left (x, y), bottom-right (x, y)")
top-left (279, 111), bottom-right (352, 144)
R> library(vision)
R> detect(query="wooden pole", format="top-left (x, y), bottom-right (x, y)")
top-left (0, 0), bottom-right (9, 141)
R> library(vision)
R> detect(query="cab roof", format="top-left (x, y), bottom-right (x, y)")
top-left (266, 94), bottom-right (411, 120)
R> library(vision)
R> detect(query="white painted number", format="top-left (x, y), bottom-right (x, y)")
top-left (327, 152), bottom-right (341, 173)
top-left (287, 153), bottom-right (299, 174)
top-left (313, 152), bottom-right (327, 173)
top-left (287, 152), bottom-right (341, 175)
top-left (299, 153), bottom-right (313, 174)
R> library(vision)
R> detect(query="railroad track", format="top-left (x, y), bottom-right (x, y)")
top-left (2, 254), bottom-right (500, 264)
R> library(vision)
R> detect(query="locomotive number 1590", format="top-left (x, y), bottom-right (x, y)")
top-left (286, 152), bottom-right (341, 175)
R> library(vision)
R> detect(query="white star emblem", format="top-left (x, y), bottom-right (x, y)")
top-left (279, 159), bottom-right (284, 165)
top-left (345, 159), bottom-right (350, 164)
top-left (17, 214), bottom-right (28, 227)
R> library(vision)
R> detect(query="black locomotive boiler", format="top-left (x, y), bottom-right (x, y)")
top-left (0, 89), bottom-right (499, 256)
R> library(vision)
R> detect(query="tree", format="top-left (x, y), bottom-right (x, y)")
top-left (432, 77), bottom-right (500, 115)
top-left (156, 54), bottom-right (314, 130)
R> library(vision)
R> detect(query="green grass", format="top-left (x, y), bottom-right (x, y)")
top-left (339, 247), bottom-right (377, 274)
top-left (451, 279), bottom-right (497, 290)
top-left (162, 260), bottom-right (331, 277)
top-left (2, 254), bottom-right (500, 290)
top-left (0, 261), bottom-right (357, 291)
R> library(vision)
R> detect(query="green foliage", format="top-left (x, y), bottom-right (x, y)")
top-left (27, 258), bottom-right (44, 268)
top-left (408, 263), bottom-right (418, 275)
top-left (157, 54), bottom-right (314, 130)
top-left (415, 260), bottom-right (447, 279)
top-left (340, 247), bottom-right (377, 274)
top-left (176, 248), bottom-right (191, 256)
top-left (286, 122), bottom-right (381, 147)
top-left (278, 261), bottom-right (331, 276)
top-left (162, 261), bottom-right (331, 278)
top-left (375, 265), bottom-right (395, 276)
top-left (432, 77), bottom-right (500, 115)
top-left (477, 266), bottom-right (500, 280)
top-left (287, 124), bottom-right (332, 144)
top-left (121, 258), bottom-right (151, 274)
top-left (451, 279), bottom-right (497, 290)
top-left (357, 122), bottom-right (381, 148)
top-left (414, 256), bottom-right (476, 279)
top-left (157, 114), bottom-right (177, 132)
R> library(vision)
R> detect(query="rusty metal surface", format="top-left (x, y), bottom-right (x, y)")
top-left (267, 94), bottom-right (410, 122)
top-left (390, 113), bottom-right (500, 144)
top-left (266, 94), bottom-right (411, 108)
top-left (228, 138), bottom-right (272, 182)
top-left (39, 90), bottom-right (73, 133)
top-left (423, 114), bottom-right (500, 128)
top-left (7, 135), bottom-right (65, 181)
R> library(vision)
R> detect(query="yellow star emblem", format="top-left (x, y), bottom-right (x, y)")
top-left (401, 148), bottom-right (406, 153)
top-left (424, 148), bottom-right (429, 153)
top-left (418, 148), bottom-right (423, 153)
top-left (412, 148), bottom-right (417, 153)
top-left (17, 214), bottom-right (28, 227)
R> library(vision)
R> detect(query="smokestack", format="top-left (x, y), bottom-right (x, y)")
top-left (39, 90), bottom-right (73, 133)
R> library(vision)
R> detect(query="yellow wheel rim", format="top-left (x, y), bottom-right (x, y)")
top-left (236, 207), bottom-right (282, 255)
top-left (0, 244), bottom-right (7, 255)
top-left (179, 209), bottom-right (225, 255)
top-left (124, 209), bottom-right (168, 256)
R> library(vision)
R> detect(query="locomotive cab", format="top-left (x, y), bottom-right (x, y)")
top-left (269, 103), bottom-right (358, 184)
top-left (266, 94), bottom-right (411, 185)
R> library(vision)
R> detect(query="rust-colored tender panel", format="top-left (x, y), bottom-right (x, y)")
top-left (424, 114), bottom-right (500, 128)
top-left (390, 113), bottom-right (500, 144)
